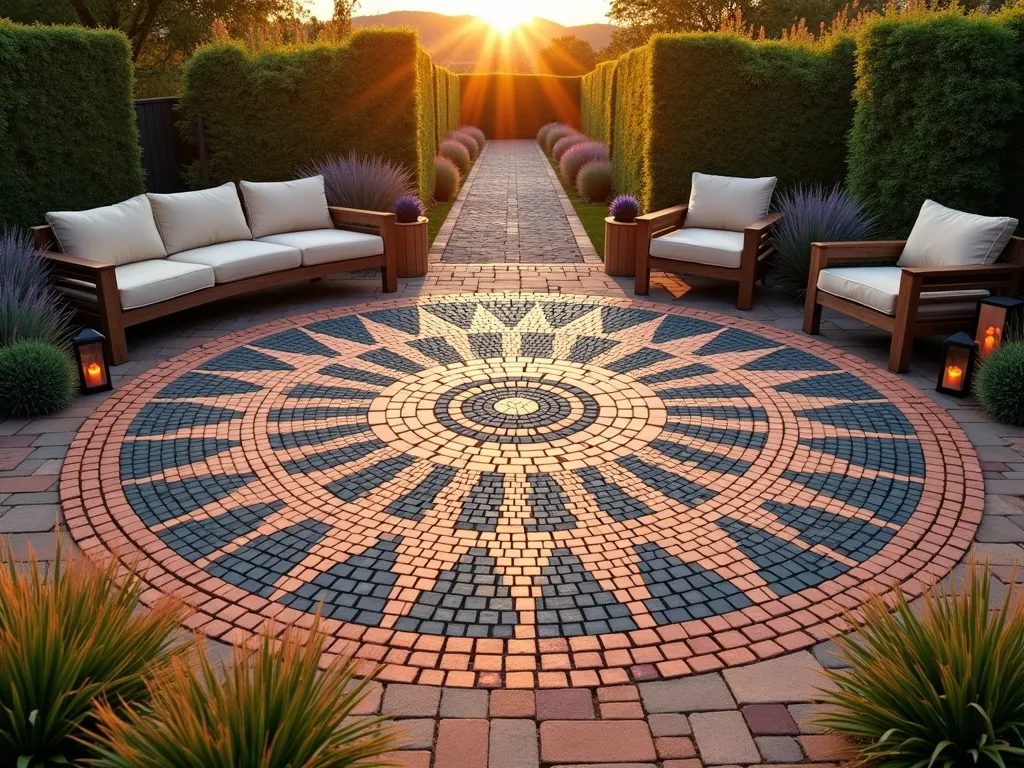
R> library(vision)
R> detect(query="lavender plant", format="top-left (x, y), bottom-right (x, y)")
top-left (299, 152), bottom-right (415, 213)
top-left (610, 195), bottom-right (640, 223)
top-left (394, 195), bottom-right (425, 224)
top-left (560, 142), bottom-right (608, 186)
top-left (774, 185), bottom-right (875, 299)
top-left (0, 229), bottom-right (73, 347)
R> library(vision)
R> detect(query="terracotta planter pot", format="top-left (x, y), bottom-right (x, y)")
top-left (395, 216), bottom-right (429, 278)
top-left (604, 217), bottom-right (637, 277)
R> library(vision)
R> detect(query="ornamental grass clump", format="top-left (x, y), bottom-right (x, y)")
top-left (537, 121), bottom-right (561, 145)
top-left (0, 340), bottom-right (75, 418)
top-left (610, 195), bottom-right (640, 223)
top-left (0, 539), bottom-right (188, 767)
top-left (459, 125), bottom-right (485, 147)
top-left (394, 195), bottom-right (425, 224)
top-left (552, 132), bottom-right (586, 162)
top-left (774, 185), bottom-right (875, 299)
top-left (817, 562), bottom-right (1024, 768)
top-left (87, 620), bottom-right (396, 768)
top-left (975, 341), bottom-right (1024, 426)
top-left (560, 141), bottom-right (608, 186)
top-left (577, 160), bottom-right (614, 203)
top-left (0, 229), bottom-right (73, 348)
top-left (300, 152), bottom-right (415, 213)
top-left (450, 130), bottom-right (480, 160)
top-left (543, 124), bottom-right (575, 156)
top-left (433, 156), bottom-right (461, 202)
top-left (439, 139), bottom-right (471, 175)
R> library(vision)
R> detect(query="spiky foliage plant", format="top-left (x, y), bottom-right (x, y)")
top-left (439, 139), bottom-right (471, 175)
top-left (975, 341), bottom-right (1024, 427)
top-left (551, 132), bottom-right (586, 162)
top-left (394, 195), bottom-right (425, 224)
top-left (0, 539), bottom-right (188, 767)
top-left (87, 621), bottom-right (396, 768)
top-left (433, 156), bottom-right (461, 202)
top-left (560, 141), bottom-right (609, 186)
top-left (0, 340), bottom-right (75, 418)
top-left (459, 125), bottom-right (485, 147)
top-left (0, 229), bottom-right (73, 347)
top-left (576, 160), bottom-right (614, 203)
top-left (537, 121), bottom-right (561, 145)
top-left (817, 562), bottom-right (1024, 768)
top-left (450, 130), bottom-right (480, 160)
top-left (299, 152), bottom-right (415, 213)
top-left (543, 124), bottom-right (575, 156)
top-left (610, 195), bottom-right (640, 223)
top-left (773, 185), bottom-right (875, 299)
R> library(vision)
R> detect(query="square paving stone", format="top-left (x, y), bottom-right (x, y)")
top-left (536, 688), bottom-right (596, 720)
top-left (722, 652), bottom-right (835, 704)
top-left (788, 703), bottom-right (832, 734)
top-left (639, 674), bottom-right (735, 713)
top-left (394, 719), bottom-right (435, 749)
top-left (757, 736), bottom-right (804, 763)
top-left (489, 719), bottom-right (539, 768)
top-left (742, 704), bottom-right (799, 735)
top-left (690, 711), bottom-right (760, 765)
top-left (491, 690), bottom-right (535, 718)
top-left (540, 721), bottom-right (657, 763)
top-left (379, 751), bottom-right (431, 768)
top-left (648, 714), bottom-right (691, 737)
top-left (440, 688), bottom-right (489, 718)
top-left (382, 684), bottom-right (442, 718)
top-left (435, 719), bottom-right (489, 768)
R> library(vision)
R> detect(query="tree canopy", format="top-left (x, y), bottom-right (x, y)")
top-left (537, 34), bottom-right (598, 75)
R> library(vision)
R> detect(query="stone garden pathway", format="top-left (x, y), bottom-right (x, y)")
top-left (3, 141), bottom-right (1024, 768)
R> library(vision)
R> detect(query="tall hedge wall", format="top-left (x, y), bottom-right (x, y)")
top-left (996, 7), bottom-right (1024, 231)
top-left (581, 60), bottom-right (617, 147)
top-left (0, 21), bottom-right (145, 229)
top-left (459, 74), bottom-right (581, 139)
top-left (179, 29), bottom-right (436, 200)
top-left (435, 65), bottom-right (448, 150)
top-left (446, 69), bottom-right (460, 135)
top-left (848, 15), bottom-right (1022, 236)
top-left (611, 46), bottom-right (653, 210)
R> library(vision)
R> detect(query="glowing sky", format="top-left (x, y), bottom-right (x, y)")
top-left (310, 0), bottom-right (612, 27)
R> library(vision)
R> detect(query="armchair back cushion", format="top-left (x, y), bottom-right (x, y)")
top-left (147, 183), bottom-right (252, 255)
top-left (683, 172), bottom-right (777, 232)
top-left (46, 195), bottom-right (166, 266)
top-left (240, 176), bottom-right (334, 238)
top-left (898, 200), bottom-right (1018, 268)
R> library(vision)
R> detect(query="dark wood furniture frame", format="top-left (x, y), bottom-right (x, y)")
top-left (803, 237), bottom-right (1024, 373)
top-left (634, 204), bottom-right (782, 310)
top-left (32, 206), bottom-right (398, 365)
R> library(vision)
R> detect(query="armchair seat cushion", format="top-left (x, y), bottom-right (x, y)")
top-left (649, 228), bottom-right (745, 268)
top-left (168, 240), bottom-right (300, 284)
top-left (817, 266), bottom-right (989, 316)
top-left (115, 260), bottom-right (215, 310)
top-left (257, 229), bottom-right (384, 267)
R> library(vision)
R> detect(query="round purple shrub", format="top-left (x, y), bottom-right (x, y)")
top-left (543, 124), bottom-right (575, 156)
top-left (439, 139), bottom-right (471, 174)
top-left (450, 130), bottom-right (480, 160)
top-left (552, 133), bottom-right (586, 162)
top-left (394, 195), bottom-right (425, 223)
top-left (576, 160), bottom-right (613, 204)
top-left (300, 151), bottom-right (415, 212)
top-left (560, 142), bottom-right (608, 186)
top-left (537, 121), bottom-right (561, 145)
top-left (434, 156), bottom-right (461, 202)
top-left (609, 194), bottom-right (640, 223)
top-left (459, 126), bottom-right (486, 147)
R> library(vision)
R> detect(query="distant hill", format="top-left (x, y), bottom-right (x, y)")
top-left (352, 10), bottom-right (616, 72)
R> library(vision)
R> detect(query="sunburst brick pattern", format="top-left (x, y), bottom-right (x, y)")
top-left (61, 293), bottom-right (982, 688)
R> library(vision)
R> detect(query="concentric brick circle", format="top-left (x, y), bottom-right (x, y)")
top-left (61, 293), bottom-right (983, 688)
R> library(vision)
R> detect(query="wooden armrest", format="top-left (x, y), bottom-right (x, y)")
top-left (42, 250), bottom-right (115, 272)
top-left (811, 240), bottom-right (905, 266)
top-left (329, 207), bottom-right (397, 227)
top-left (901, 263), bottom-right (1020, 280)
top-left (746, 211), bottom-right (782, 233)
top-left (636, 204), bottom-right (688, 232)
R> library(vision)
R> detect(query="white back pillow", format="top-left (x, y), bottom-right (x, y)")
top-left (899, 200), bottom-right (1018, 268)
top-left (147, 183), bottom-right (252, 255)
top-left (46, 195), bottom-right (166, 266)
top-left (240, 176), bottom-right (334, 239)
top-left (683, 172), bottom-right (777, 232)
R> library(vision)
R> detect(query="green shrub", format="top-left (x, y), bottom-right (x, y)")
top-left (995, 6), bottom-right (1024, 233)
top-left (435, 64), bottom-right (449, 152)
top-left (0, 21), bottom-right (145, 230)
top-left (434, 156), bottom-right (461, 202)
top-left (0, 538), bottom-right (188, 766)
top-left (581, 59), bottom-right (617, 147)
top-left (179, 30), bottom-right (437, 201)
top-left (88, 622), bottom-right (396, 768)
top-left (446, 68), bottom-right (460, 136)
top-left (0, 341), bottom-right (75, 418)
top-left (975, 341), bottom-right (1024, 427)
top-left (611, 44), bottom-right (653, 209)
top-left (577, 160), bottom-right (614, 203)
top-left (460, 73), bottom-right (581, 139)
top-left (848, 14), bottom-right (1022, 237)
top-left (818, 562), bottom-right (1024, 768)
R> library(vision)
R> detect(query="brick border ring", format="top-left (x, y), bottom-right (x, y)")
top-left (61, 293), bottom-right (982, 689)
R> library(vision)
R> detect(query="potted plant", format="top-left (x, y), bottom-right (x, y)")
top-left (393, 195), bottom-right (428, 278)
top-left (604, 195), bottom-right (640, 277)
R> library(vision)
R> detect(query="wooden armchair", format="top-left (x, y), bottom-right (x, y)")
top-left (803, 237), bottom-right (1023, 372)
top-left (634, 205), bottom-right (782, 310)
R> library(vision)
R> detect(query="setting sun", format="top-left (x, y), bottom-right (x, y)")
top-left (479, 8), bottom-right (535, 33)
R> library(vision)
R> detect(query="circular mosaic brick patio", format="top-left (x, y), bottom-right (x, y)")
top-left (62, 293), bottom-right (983, 687)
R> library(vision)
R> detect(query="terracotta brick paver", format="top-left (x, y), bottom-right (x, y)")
top-left (540, 720), bottom-right (658, 762)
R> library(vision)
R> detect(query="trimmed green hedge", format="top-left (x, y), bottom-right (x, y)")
top-left (459, 74), bottom-right (580, 139)
top-left (848, 15), bottom-right (1022, 236)
top-left (435, 65), bottom-right (448, 149)
top-left (179, 29), bottom-right (437, 200)
top-left (0, 21), bottom-right (145, 229)
top-left (445, 68), bottom-right (460, 136)
top-left (611, 45), bottom-right (653, 209)
top-left (581, 60), bottom-right (617, 147)
top-left (996, 7), bottom-right (1024, 233)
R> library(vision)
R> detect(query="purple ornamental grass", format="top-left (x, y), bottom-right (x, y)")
top-left (551, 133), bottom-right (586, 162)
top-left (610, 195), bottom-right (640, 223)
top-left (0, 228), bottom-right (73, 347)
top-left (439, 139), bottom-right (471, 174)
top-left (543, 125), bottom-right (576, 156)
top-left (560, 141), bottom-right (608, 186)
top-left (537, 121), bottom-right (561, 145)
top-left (774, 184), bottom-right (876, 299)
top-left (576, 160), bottom-right (613, 204)
top-left (299, 151), bottom-right (415, 212)
top-left (434, 155), bottom-right (461, 202)
top-left (450, 130), bottom-right (480, 160)
top-left (394, 195), bottom-right (424, 224)
top-left (459, 126), bottom-right (485, 147)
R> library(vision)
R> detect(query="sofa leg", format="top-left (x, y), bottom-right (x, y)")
top-left (803, 300), bottom-right (822, 335)
top-left (635, 268), bottom-right (650, 296)
top-left (382, 264), bottom-right (397, 293)
top-left (888, 333), bottom-right (913, 373)
top-left (106, 324), bottom-right (129, 366)
top-left (736, 278), bottom-right (754, 311)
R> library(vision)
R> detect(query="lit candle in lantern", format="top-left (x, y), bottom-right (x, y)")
top-left (982, 325), bottom-right (1000, 356)
top-left (943, 364), bottom-right (963, 388)
top-left (85, 362), bottom-right (103, 387)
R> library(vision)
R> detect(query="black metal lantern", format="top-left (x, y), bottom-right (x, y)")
top-left (936, 332), bottom-right (977, 398)
top-left (974, 296), bottom-right (1024, 359)
top-left (72, 329), bottom-right (112, 395)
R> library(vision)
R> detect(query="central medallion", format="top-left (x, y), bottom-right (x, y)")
top-left (493, 396), bottom-right (540, 416)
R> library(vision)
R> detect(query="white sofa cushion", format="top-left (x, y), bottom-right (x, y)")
top-left (147, 183), bottom-right (251, 255)
top-left (257, 229), bottom-right (384, 267)
top-left (168, 240), bottom-right (301, 284)
top-left (240, 176), bottom-right (334, 238)
top-left (46, 195), bottom-right (166, 266)
top-left (898, 200), bottom-right (1018, 268)
top-left (649, 228), bottom-right (745, 268)
top-left (115, 260), bottom-right (214, 310)
top-left (683, 172), bottom-right (777, 232)
top-left (817, 266), bottom-right (989, 316)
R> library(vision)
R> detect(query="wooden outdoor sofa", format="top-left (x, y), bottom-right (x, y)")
top-left (33, 178), bottom-right (397, 365)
